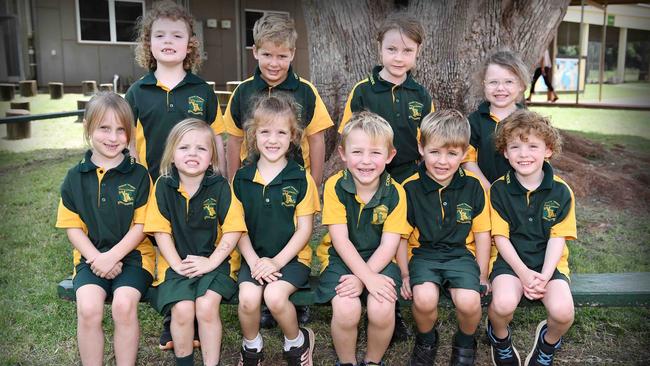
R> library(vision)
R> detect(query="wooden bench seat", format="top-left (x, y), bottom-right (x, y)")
top-left (57, 272), bottom-right (650, 307)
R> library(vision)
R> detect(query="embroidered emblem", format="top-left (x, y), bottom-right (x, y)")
top-left (202, 198), bottom-right (217, 220)
top-left (456, 203), bottom-right (473, 224)
top-left (371, 204), bottom-right (389, 225)
top-left (542, 200), bottom-right (560, 222)
top-left (408, 101), bottom-right (424, 120)
top-left (117, 184), bottom-right (136, 206)
top-left (187, 96), bottom-right (205, 115)
top-left (282, 186), bottom-right (299, 207)
top-left (294, 102), bottom-right (304, 123)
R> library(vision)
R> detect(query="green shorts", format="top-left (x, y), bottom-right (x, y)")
top-left (409, 256), bottom-right (481, 295)
top-left (490, 257), bottom-right (569, 283)
top-left (152, 268), bottom-right (237, 315)
top-left (237, 259), bottom-right (310, 289)
top-left (73, 262), bottom-right (152, 297)
top-left (314, 259), bottom-right (401, 304)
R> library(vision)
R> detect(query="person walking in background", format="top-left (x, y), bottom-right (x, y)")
top-left (526, 49), bottom-right (559, 103)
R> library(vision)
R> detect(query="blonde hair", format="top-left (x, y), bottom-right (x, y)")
top-left (376, 11), bottom-right (425, 46)
top-left (340, 111), bottom-right (394, 152)
top-left (253, 13), bottom-right (298, 49)
top-left (477, 50), bottom-right (529, 95)
top-left (159, 118), bottom-right (219, 178)
top-left (244, 94), bottom-right (303, 158)
top-left (419, 109), bottom-right (470, 149)
top-left (83, 92), bottom-right (134, 147)
top-left (134, 0), bottom-right (201, 72)
top-left (494, 110), bottom-right (562, 157)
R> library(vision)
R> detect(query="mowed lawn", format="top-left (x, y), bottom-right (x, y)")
top-left (0, 84), bottom-right (649, 364)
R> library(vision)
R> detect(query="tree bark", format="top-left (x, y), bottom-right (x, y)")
top-left (302, 0), bottom-right (569, 159)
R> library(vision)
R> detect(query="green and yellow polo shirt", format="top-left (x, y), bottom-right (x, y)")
top-left (317, 170), bottom-right (410, 270)
top-left (402, 165), bottom-right (491, 261)
top-left (339, 66), bottom-right (434, 172)
top-left (489, 162), bottom-right (577, 277)
top-left (223, 66), bottom-right (333, 171)
top-left (125, 71), bottom-right (224, 181)
top-left (464, 101), bottom-right (523, 183)
top-left (232, 160), bottom-right (320, 267)
top-left (144, 168), bottom-right (246, 282)
top-left (56, 150), bottom-right (155, 277)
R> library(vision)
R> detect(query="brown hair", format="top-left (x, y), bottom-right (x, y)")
top-left (243, 93), bottom-right (302, 157)
top-left (376, 12), bottom-right (425, 46)
top-left (159, 118), bottom-right (219, 177)
top-left (83, 92), bottom-right (134, 146)
top-left (419, 109), bottom-right (470, 149)
top-left (134, 0), bottom-right (201, 72)
top-left (476, 50), bottom-right (529, 97)
top-left (494, 110), bottom-right (562, 157)
top-left (340, 111), bottom-right (395, 152)
top-left (253, 13), bottom-right (298, 49)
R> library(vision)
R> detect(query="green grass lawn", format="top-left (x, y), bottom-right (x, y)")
top-left (528, 81), bottom-right (650, 105)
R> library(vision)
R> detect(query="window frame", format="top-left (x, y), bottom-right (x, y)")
top-left (244, 9), bottom-right (290, 50)
top-left (75, 0), bottom-right (145, 45)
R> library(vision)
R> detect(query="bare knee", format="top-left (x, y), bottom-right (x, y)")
top-left (263, 290), bottom-right (290, 313)
top-left (77, 301), bottom-right (104, 326)
top-left (454, 293), bottom-right (481, 317)
top-left (172, 301), bottom-right (195, 326)
top-left (413, 294), bottom-right (438, 314)
top-left (195, 299), bottom-right (219, 324)
top-left (238, 290), bottom-right (261, 314)
top-left (111, 296), bottom-right (138, 324)
top-left (490, 294), bottom-right (518, 318)
top-left (332, 297), bottom-right (361, 327)
top-left (548, 304), bottom-right (574, 326)
top-left (367, 300), bottom-right (394, 327)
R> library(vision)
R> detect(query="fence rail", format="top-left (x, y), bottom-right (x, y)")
top-left (0, 110), bottom-right (84, 125)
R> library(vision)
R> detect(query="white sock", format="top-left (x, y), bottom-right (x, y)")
top-left (283, 330), bottom-right (304, 351)
top-left (243, 333), bottom-right (263, 351)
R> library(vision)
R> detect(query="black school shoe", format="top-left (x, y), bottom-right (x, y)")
top-left (486, 319), bottom-right (521, 366)
top-left (259, 305), bottom-right (277, 329)
top-left (283, 327), bottom-right (315, 366)
top-left (158, 315), bottom-right (201, 350)
top-left (525, 320), bottom-right (562, 366)
top-left (408, 329), bottom-right (438, 366)
top-left (237, 346), bottom-right (264, 366)
top-left (450, 337), bottom-right (477, 366)
top-left (391, 304), bottom-right (412, 343)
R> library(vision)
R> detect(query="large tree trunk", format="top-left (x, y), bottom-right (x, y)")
top-left (302, 0), bottom-right (569, 160)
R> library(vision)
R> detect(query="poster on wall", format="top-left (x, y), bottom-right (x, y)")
top-left (534, 58), bottom-right (583, 93)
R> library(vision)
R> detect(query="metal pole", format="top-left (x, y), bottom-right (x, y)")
top-left (599, 4), bottom-right (608, 102)
top-left (576, 0), bottom-right (585, 105)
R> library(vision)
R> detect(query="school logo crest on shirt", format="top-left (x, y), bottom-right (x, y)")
top-left (371, 204), bottom-right (389, 225)
top-left (408, 101), bottom-right (424, 121)
top-left (456, 203), bottom-right (473, 224)
top-left (187, 96), bottom-right (205, 115)
top-left (294, 102), bottom-right (304, 123)
top-left (542, 200), bottom-right (560, 222)
top-left (282, 186), bottom-right (299, 207)
top-left (117, 184), bottom-right (136, 206)
top-left (202, 198), bottom-right (218, 220)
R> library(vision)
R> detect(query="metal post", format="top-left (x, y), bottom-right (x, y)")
top-left (599, 4), bottom-right (608, 102)
top-left (576, 0), bottom-right (585, 105)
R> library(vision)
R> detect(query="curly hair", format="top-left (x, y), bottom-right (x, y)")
top-left (134, 0), bottom-right (202, 72)
top-left (494, 109), bottom-right (562, 158)
top-left (243, 93), bottom-right (303, 158)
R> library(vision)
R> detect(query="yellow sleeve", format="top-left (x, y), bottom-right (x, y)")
top-left (490, 203), bottom-right (509, 238)
top-left (210, 99), bottom-right (225, 135)
top-left (338, 89), bottom-right (355, 134)
top-left (296, 171), bottom-right (320, 216)
top-left (463, 145), bottom-right (478, 163)
top-left (322, 172), bottom-right (347, 225)
top-left (55, 199), bottom-right (85, 228)
top-left (471, 186), bottom-right (491, 233)
top-left (382, 183), bottom-right (411, 236)
top-left (304, 82), bottom-right (333, 136)
top-left (223, 87), bottom-right (244, 137)
top-left (221, 186), bottom-right (248, 233)
top-left (550, 188), bottom-right (577, 240)
top-left (143, 183), bottom-right (172, 234)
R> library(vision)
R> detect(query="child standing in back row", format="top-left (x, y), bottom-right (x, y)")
top-left (56, 92), bottom-right (155, 365)
top-left (144, 119), bottom-right (246, 366)
top-left (462, 50), bottom-right (530, 189)
top-left (487, 110), bottom-right (576, 366)
top-left (233, 94), bottom-right (319, 366)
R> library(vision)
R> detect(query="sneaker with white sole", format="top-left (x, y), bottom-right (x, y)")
top-left (525, 320), bottom-right (561, 366)
top-left (486, 318), bottom-right (521, 366)
top-left (283, 327), bottom-right (315, 366)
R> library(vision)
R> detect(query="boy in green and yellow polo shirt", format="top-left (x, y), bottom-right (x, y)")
top-left (316, 112), bottom-right (410, 366)
top-left (486, 110), bottom-right (576, 366)
top-left (397, 110), bottom-right (491, 366)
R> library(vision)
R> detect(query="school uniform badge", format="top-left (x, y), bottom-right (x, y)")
top-left (542, 200), bottom-right (560, 222)
top-left (117, 184), bottom-right (136, 206)
top-left (408, 101), bottom-right (424, 120)
top-left (456, 203), bottom-right (473, 224)
top-left (187, 96), bottom-right (205, 115)
top-left (282, 186), bottom-right (298, 207)
top-left (372, 205), bottom-right (389, 225)
top-left (202, 198), bottom-right (217, 220)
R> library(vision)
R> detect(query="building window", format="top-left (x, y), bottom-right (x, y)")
top-left (76, 0), bottom-right (144, 44)
top-left (244, 9), bottom-right (289, 49)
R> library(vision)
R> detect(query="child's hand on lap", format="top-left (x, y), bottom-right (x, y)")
top-left (182, 255), bottom-right (217, 278)
top-left (336, 274), bottom-right (363, 298)
top-left (88, 252), bottom-right (119, 278)
top-left (105, 261), bottom-right (123, 280)
top-left (252, 257), bottom-right (282, 284)
top-left (400, 275), bottom-right (412, 300)
top-left (363, 273), bottom-right (397, 303)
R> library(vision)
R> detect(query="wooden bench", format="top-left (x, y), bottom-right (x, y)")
top-left (57, 272), bottom-right (650, 307)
